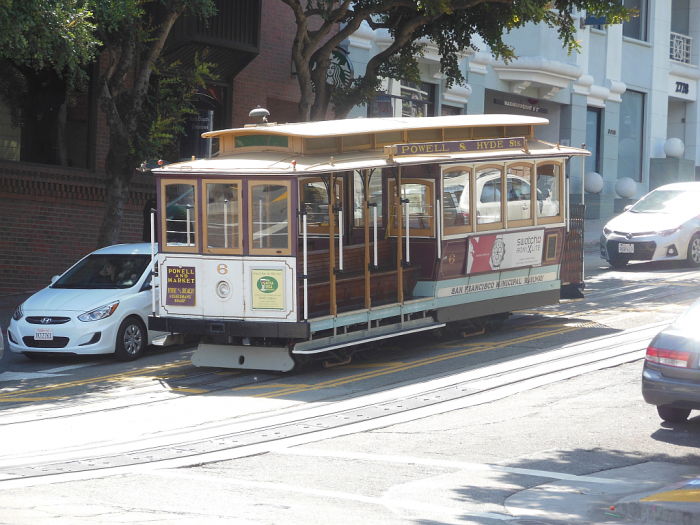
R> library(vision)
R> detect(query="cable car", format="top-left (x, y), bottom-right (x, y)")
top-left (148, 112), bottom-right (588, 371)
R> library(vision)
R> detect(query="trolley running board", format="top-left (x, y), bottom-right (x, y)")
top-left (293, 317), bottom-right (445, 355)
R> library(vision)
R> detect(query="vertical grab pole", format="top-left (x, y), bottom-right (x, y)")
top-left (150, 208), bottom-right (156, 316)
top-left (339, 208), bottom-right (344, 272)
top-left (404, 192), bottom-right (410, 265)
top-left (186, 204), bottom-right (192, 246)
top-left (303, 213), bottom-right (308, 321)
top-left (436, 197), bottom-right (441, 261)
top-left (223, 199), bottom-right (229, 249)
top-left (581, 143), bottom-right (586, 206)
top-left (373, 205), bottom-right (378, 267)
top-left (396, 166), bottom-right (404, 304)
top-left (259, 196), bottom-right (263, 248)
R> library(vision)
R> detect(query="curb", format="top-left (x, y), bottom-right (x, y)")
top-left (616, 495), bottom-right (700, 525)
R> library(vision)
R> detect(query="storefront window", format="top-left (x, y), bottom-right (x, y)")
top-left (204, 181), bottom-right (240, 252)
top-left (401, 81), bottom-right (435, 118)
top-left (163, 182), bottom-right (197, 249)
top-left (618, 90), bottom-right (645, 182)
top-left (249, 181), bottom-right (291, 254)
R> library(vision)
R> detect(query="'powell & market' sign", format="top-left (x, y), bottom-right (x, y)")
top-left (385, 137), bottom-right (525, 157)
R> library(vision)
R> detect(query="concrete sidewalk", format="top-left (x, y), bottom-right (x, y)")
top-left (507, 461), bottom-right (700, 524)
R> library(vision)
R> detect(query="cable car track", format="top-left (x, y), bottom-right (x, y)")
top-left (0, 319), bottom-right (667, 488)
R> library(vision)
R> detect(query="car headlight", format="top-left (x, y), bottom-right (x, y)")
top-left (12, 303), bottom-right (23, 321)
top-left (657, 226), bottom-right (682, 237)
top-left (78, 301), bottom-right (120, 322)
top-left (603, 227), bottom-right (612, 236)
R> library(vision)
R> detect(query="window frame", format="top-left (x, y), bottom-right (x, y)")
top-left (248, 179), bottom-right (293, 256)
top-left (160, 179), bottom-right (200, 253)
top-left (202, 179), bottom-right (243, 255)
top-left (299, 176), bottom-right (344, 235)
top-left (387, 178), bottom-right (436, 237)
top-left (535, 161), bottom-right (565, 225)
top-left (475, 164), bottom-right (505, 232)
top-left (442, 165), bottom-right (474, 237)
top-left (505, 162), bottom-right (535, 229)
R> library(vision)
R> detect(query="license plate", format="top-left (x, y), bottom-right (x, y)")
top-left (618, 243), bottom-right (634, 254)
top-left (34, 327), bottom-right (53, 340)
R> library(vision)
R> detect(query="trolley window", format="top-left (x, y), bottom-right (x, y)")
top-left (388, 179), bottom-right (435, 237)
top-left (352, 170), bottom-right (383, 227)
top-left (161, 180), bottom-right (198, 252)
top-left (536, 163), bottom-right (563, 224)
top-left (249, 180), bottom-right (292, 255)
top-left (476, 165), bottom-right (504, 231)
top-left (203, 180), bottom-right (242, 254)
top-left (443, 166), bottom-right (472, 236)
top-left (300, 177), bottom-right (343, 234)
top-left (506, 163), bottom-right (534, 228)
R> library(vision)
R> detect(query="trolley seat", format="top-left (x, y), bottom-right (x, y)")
top-left (301, 240), bottom-right (420, 317)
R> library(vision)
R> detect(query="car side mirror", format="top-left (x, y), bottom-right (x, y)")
top-left (51, 275), bottom-right (60, 284)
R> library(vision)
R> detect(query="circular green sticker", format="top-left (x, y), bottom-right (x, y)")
top-left (257, 276), bottom-right (279, 293)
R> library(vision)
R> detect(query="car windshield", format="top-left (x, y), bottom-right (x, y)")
top-left (52, 254), bottom-right (151, 289)
top-left (630, 190), bottom-right (699, 214)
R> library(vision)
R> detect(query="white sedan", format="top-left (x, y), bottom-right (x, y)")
top-left (8, 244), bottom-right (162, 361)
top-left (600, 182), bottom-right (700, 268)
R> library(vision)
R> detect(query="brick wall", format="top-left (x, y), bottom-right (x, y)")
top-left (231, 0), bottom-right (338, 127)
top-left (0, 162), bottom-right (154, 294)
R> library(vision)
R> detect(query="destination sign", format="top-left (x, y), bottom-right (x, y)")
top-left (386, 137), bottom-right (526, 157)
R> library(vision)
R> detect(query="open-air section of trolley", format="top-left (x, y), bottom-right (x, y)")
top-left (147, 113), bottom-right (589, 372)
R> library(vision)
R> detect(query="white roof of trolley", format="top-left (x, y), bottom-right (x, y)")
top-left (202, 114), bottom-right (549, 139)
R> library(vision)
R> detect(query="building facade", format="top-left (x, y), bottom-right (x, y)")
top-left (345, 0), bottom-right (700, 217)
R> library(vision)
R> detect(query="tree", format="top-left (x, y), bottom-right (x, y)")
top-left (0, 0), bottom-right (217, 247)
top-left (280, 0), bottom-right (630, 121)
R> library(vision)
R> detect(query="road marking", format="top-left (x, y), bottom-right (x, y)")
top-left (279, 449), bottom-right (625, 484)
top-left (0, 364), bottom-right (95, 383)
top-left (147, 470), bottom-right (518, 521)
top-left (0, 360), bottom-right (190, 401)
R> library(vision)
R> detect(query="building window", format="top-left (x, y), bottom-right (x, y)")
top-left (0, 67), bottom-right (94, 168)
top-left (585, 107), bottom-right (602, 174)
top-left (441, 105), bottom-right (461, 116)
top-left (368, 95), bottom-right (394, 118)
top-left (618, 90), bottom-right (645, 183)
top-left (623, 0), bottom-right (647, 41)
top-left (401, 81), bottom-right (435, 118)
top-left (180, 85), bottom-right (227, 160)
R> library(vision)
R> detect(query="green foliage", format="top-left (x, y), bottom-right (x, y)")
top-left (137, 52), bottom-right (219, 163)
top-left (285, 0), bottom-right (630, 120)
top-left (0, 0), bottom-right (99, 88)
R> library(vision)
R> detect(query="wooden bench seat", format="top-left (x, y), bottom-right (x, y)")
top-left (298, 240), bottom-right (420, 317)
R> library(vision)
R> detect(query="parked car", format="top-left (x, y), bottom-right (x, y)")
top-left (443, 171), bottom-right (559, 226)
top-left (600, 182), bottom-right (700, 268)
top-left (642, 296), bottom-right (700, 422)
top-left (8, 244), bottom-right (161, 361)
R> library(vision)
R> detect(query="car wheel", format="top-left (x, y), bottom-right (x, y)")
top-left (687, 234), bottom-right (700, 267)
top-left (608, 255), bottom-right (629, 268)
top-left (657, 405), bottom-right (691, 423)
top-left (115, 316), bottom-right (147, 361)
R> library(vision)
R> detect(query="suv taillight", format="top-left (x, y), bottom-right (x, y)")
top-left (646, 346), bottom-right (691, 368)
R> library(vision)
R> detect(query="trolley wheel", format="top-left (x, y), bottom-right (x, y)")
top-left (486, 313), bottom-right (509, 332)
top-left (115, 316), bottom-right (147, 361)
top-left (657, 405), bottom-right (691, 423)
top-left (687, 234), bottom-right (700, 267)
top-left (435, 321), bottom-right (462, 342)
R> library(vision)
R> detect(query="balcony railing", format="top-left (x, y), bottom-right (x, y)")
top-left (670, 32), bottom-right (692, 64)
